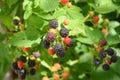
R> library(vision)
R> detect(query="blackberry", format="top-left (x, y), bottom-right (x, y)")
top-left (19, 55), bottom-right (26, 63)
top-left (102, 64), bottom-right (110, 71)
top-left (93, 58), bottom-right (101, 66)
top-left (28, 60), bottom-right (35, 68)
top-left (42, 40), bottom-right (50, 49)
top-left (99, 51), bottom-right (106, 58)
top-left (111, 55), bottom-right (117, 63)
top-left (12, 62), bottom-right (18, 70)
top-left (49, 19), bottom-right (58, 29)
top-left (13, 19), bottom-right (19, 25)
top-left (60, 28), bottom-right (69, 38)
top-left (53, 44), bottom-right (66, 58)
top-left (100, 39), bottom-right (107, 46)
top-left (18, 68), bottom-right (26, 79)
top-left (30, 68), bottom-right (36, 75)
top-left (106, 48), bottom-right (115, 56)
top-left (46, 32), bottom-right (56, 42)
top-left (67, 39), bottom-right (74, 47)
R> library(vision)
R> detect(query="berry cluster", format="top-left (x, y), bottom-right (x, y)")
top-left (11, 53), bottom-right (40, 79)
top-left (94, 48), bottom-right (118, 71)
top-left (42, 19), bottom-right (74, 58)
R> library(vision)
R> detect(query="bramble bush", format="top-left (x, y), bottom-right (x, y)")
top-left (0, 0), bottom-right (120, 80)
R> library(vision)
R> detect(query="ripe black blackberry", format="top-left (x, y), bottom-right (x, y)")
top-left (93, 58), bottom-right (101, 66)
top-left (30, 68), bottom-right (36, 75)
top-left (13, 19), bottom-right (19, 25)
top-left (18, 68), bottom-right (26, 79)
top-left (42, 39), bottom-right (50, 49)
top-left (67, 39), bottom-right (74, 47)
top-left (53, 44), bottom-right (66, 58)
top-left (102, 64), bottom-right (110, 71)
top-left (19, 55), bottom-right (26, 63)
top-left (12, 62), bottom-right (18, 70)
top-left (60, 28), bottom-right (69, 38)
top-left (28, 60), bottom-right (35, 68)
top-left (46, 32), bottom-right (56, 42)
top-left (106, 48), bottom-right (115, 56)
top-left (99, 50), bottom-right (106, 59)
top-left (111, 55), bottom-right (117, 63)
top-left (48, 19), bottom-right (58, 29)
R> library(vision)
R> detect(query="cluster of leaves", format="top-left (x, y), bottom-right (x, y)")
top-left (0, 0), bottom-right (120, 80)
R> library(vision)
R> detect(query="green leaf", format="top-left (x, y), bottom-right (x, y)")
top-left (106, 35), bottom-right (120, 45)
top-left (69, 19), bottom-right (86, 36)
top-left (0, 43), bottom-right (9, 56)
top-left (39, 0), bottom-right (59, 12)
top-left (66, 6), bottom-right (84, 19)
top-left (8, 31), bottom-right (41, 47)
top-left (87, 0), bottom-right (118, 14)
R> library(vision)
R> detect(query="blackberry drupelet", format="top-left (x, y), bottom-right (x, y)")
top-left (30, 68), bottom-right (36, 75)
top-left (53, 44), bottom-right (66, 58)
top-left (93, 58), bottom-right (101, 66)
top-left (60, 28), bottom-right (69, 38)
top-left (99, 50), bottom-right (106, 58)
top-left (12, 62), bottom-right (18, 70)
top-left (13, 19), bottom-right (19, 25)
top-left (106, 48), bottom-right (115, 56)
top-left (102, 64), bottom-right (110, 71)
top-left (46, 32), bottom-right (56, 42)
top-left (67, 39), bottom-right (74, 47)
top-left (42, 40), bottom-right (50, 49)
top-left (28, 60), bottom-right (35, 68)
top-left (48, 19), bottom-right (58, 29)
top-left (19, 55), bottom-right (26, 63)
top-left (111, 55), bottom-right (118, 63)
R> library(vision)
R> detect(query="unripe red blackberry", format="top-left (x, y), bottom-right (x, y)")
top-left (46, 32), bottom-right (56, 42)
top-left (60, 0), bottom-right (69, 5)
top-left (60, 28), bottom-right (69, 38)
top-left (102, 64), bottom-right (110, 71)
top-left (53, 44), bottom-right (66, 58)
top-left (100, 39), bottom-right (107, 46)
top-left (48, 19), bottom-right (58, 29)
top-left (93, 16), bottom-right (99, 22)
top-left (30, 68), bottom-right (36, 75)
top-left (48, 48), bottom-right (55, 55)
top-left (18, 61), bottom-right (24, 69)
top-left (42, 40), bottom-right (50, 49)
top-left (63, 37), bottom-right (71, 45)
top-left (67, 39), bottom-right (74, 47)
top-left (28, 60), bottom-right (35, 68)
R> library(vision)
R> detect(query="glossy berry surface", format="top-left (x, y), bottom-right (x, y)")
top-left (93, 16), bottom-right (99, 22)
top-left (53, 44), bottom-right (66, 58)
top-left (60, 28), bottom-right (69, 38)
top-left (99, 51), bottom-right (106, 58)
top-left (30, 68), bottom-right (36, 75)
top-left (111, 55), bottom-right (117, 63)
top-left (102, 64), bottom-right (110, 71)
top-left (60, 0), bottom-right (69, 5)
top-left (42, 40), bottom-right (50, 49)
top-left (12, 62), bottom-right (18, 70)
top-left (100, 39), bottom-right (107, 46)
top-left (13, 19), bottom-right (19, 25)
top-left (106, 48), bottom-right (115, 56)
top-left (48, 20), bottom-right (58, 29)
top-left (67, 39), bottom-right (74, 47)
top-left (93, 58), bottom-right (101, 66)
top-left (63, 37), bottom-right (71, 45)
top-left (46, 32), bottom-right (56, 42)
top-left (18, 61), bottom-right (24, 69)
top-left (48, 48), bottom-right (55, 55)
top-left (19, 55), bottom-right (26, 63)
top-left (28, 60), bottom-right (35, 67)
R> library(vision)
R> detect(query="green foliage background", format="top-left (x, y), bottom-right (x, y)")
top-left (0, 0), bottom-right (120, 80)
